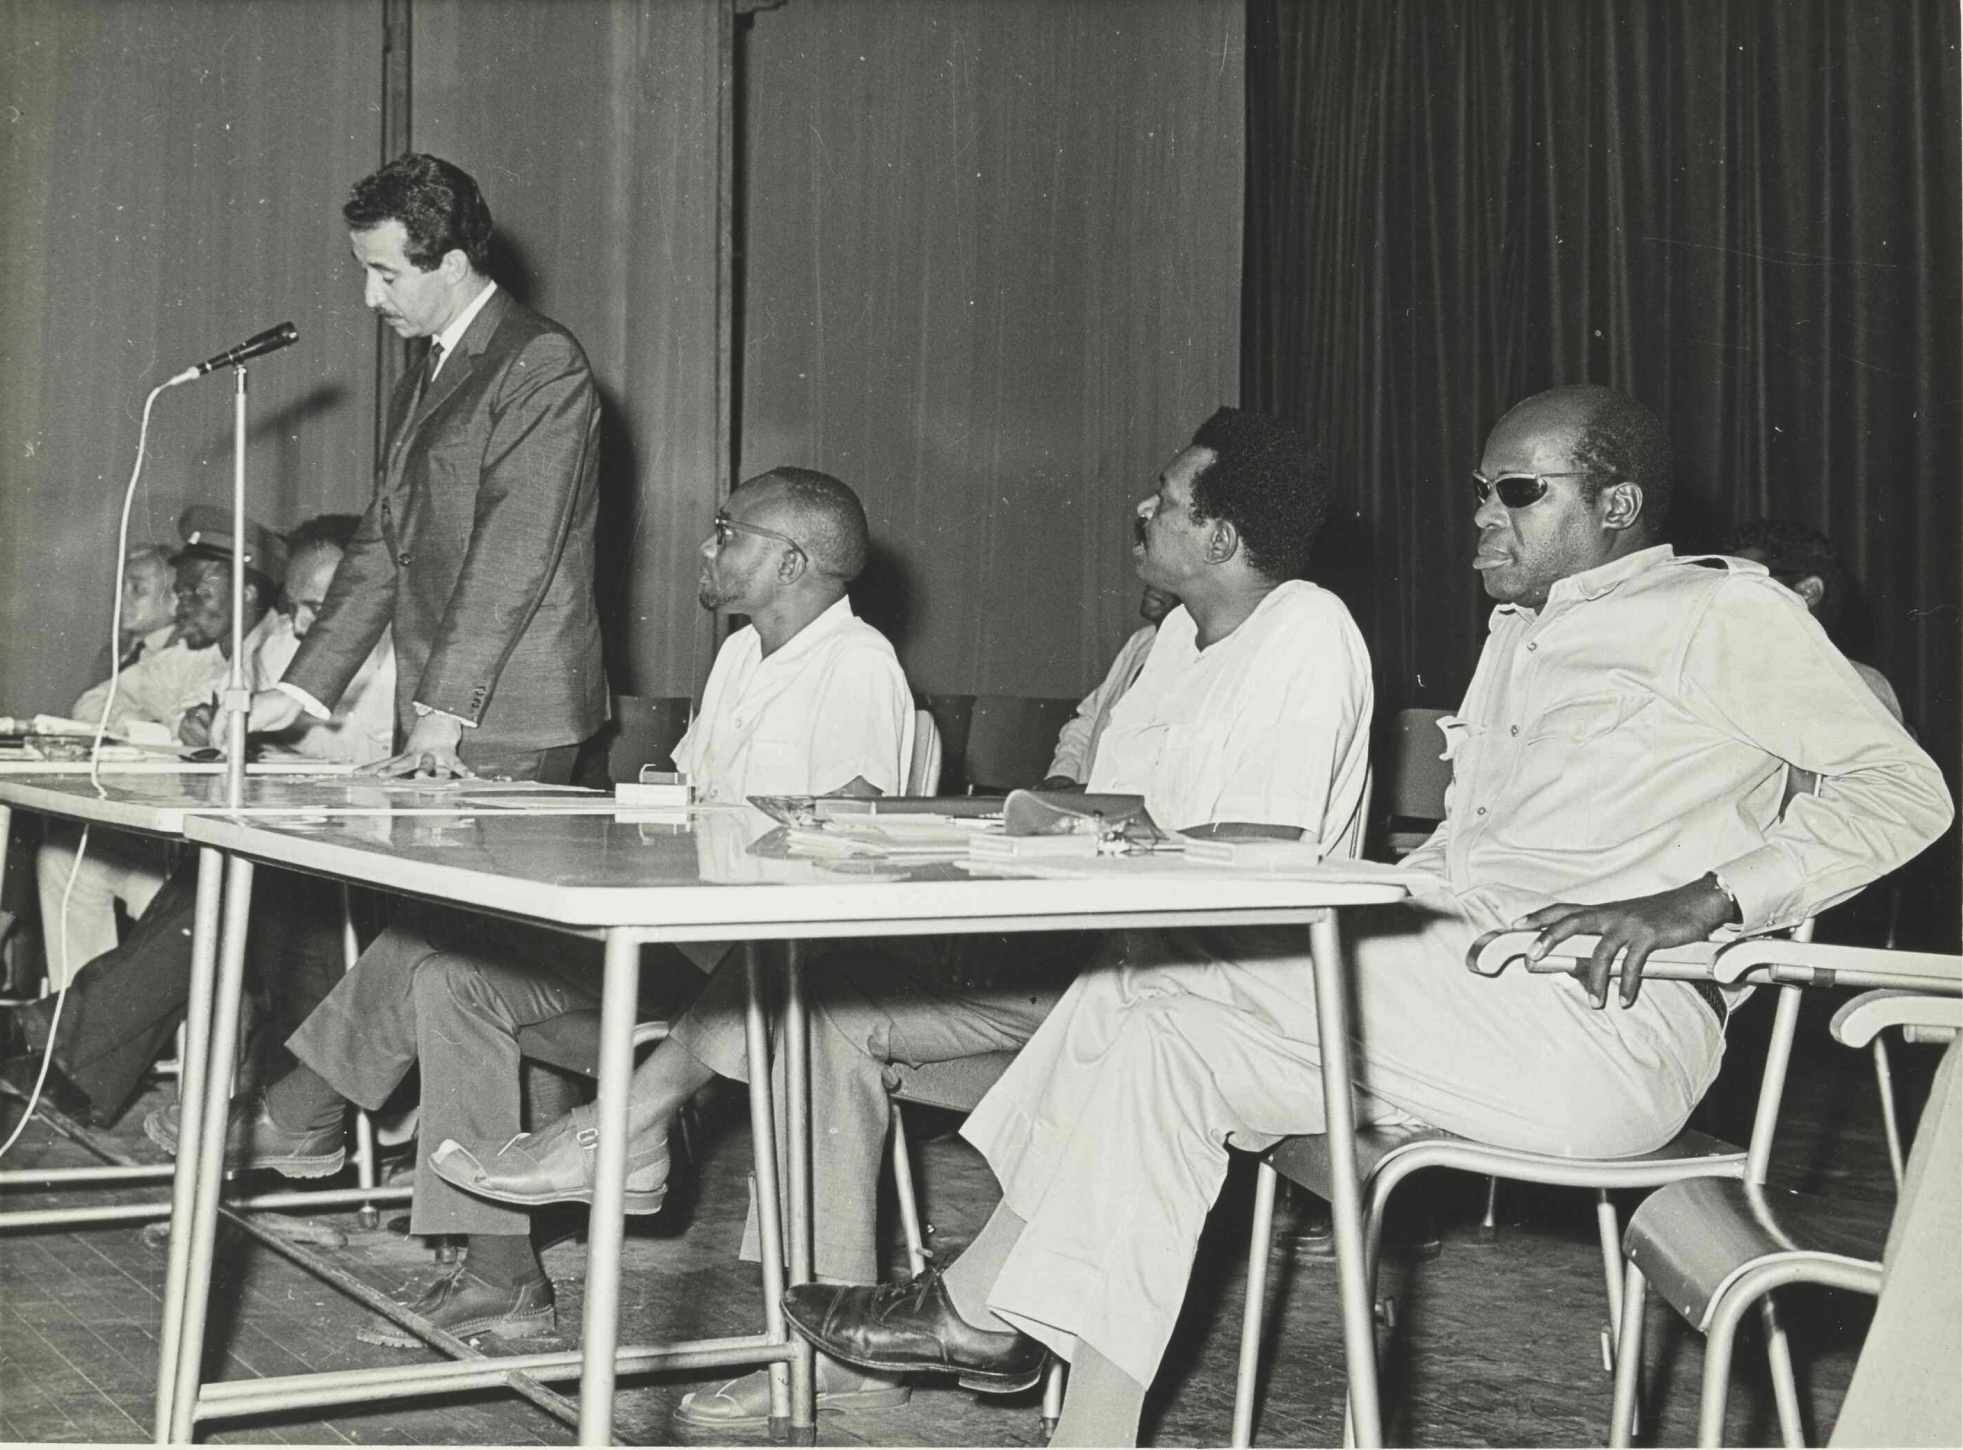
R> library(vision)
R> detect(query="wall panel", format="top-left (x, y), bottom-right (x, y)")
top-left (1, 0), bottom-right (382, 714)
top-left (410, 0), bottom-right (727, 698)
top-left (738, 0), bottom-right (1243, 697)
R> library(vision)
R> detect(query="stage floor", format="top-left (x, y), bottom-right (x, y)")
top-left (0, 989), bottom-right (1921, 1447)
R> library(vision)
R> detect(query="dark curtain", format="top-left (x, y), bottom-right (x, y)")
top-left (1245, 0), bottom-right (1959, 937)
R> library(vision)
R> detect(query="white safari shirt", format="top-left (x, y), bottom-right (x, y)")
top-left (1090, 580), bottom-right (1374, 852)
top-left (677, 596), bottom-right (914, 803)
top-left (1400, 546), bottom-right (1952, 933)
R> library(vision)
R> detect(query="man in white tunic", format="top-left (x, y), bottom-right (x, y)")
top-left (782, 386), bottom-right (1952, 1447)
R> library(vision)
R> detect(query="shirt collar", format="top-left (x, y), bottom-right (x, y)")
top-left (1490, 543), bottom-right (1676, 625)
top-left (432, 280), bottom-right (497, 368)
top-left (745, 594), bottom-right (858, 667)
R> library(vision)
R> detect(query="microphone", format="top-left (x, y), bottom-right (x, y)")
top-left (166, 322), bottom-right (299, 385)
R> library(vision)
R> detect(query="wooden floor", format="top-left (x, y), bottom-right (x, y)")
top-left (0, 990), bottom-right (1934, 1447)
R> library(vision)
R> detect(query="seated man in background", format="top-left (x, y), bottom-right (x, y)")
top-left (783, 386), bottom-right (1952, 1448)
top-left (181, 514), bottom-right (397, 763)
top-left (36, 507), bottom-right (284, 985)
top-left (1725, 516), bottom-right (1905, 723)
top-left (0, 513), bottom-right (388, 1124)
top-left (150, 468), bottom-right (916, 1349)
top-left (1040, 582), bottom-right (1176, 790)
top-left (91, 543), bottom-right (180, 679)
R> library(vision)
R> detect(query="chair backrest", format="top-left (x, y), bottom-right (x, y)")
top-left (579, 694), bottom-right (693, 787)
top-left (963, 694), bottom-right (1078, 794)
top-left (917, 693), bottom-right (975, 790)
top-left (1385, 707), bottom-right (1453, 822)
top-left (906, 709), bottom-right (943, 795)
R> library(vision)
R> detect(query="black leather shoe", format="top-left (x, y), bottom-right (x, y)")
top-left (781, 1268), bottom-right (1046, 1393)
top-left (357, 1265), bottom-right (555, 1348)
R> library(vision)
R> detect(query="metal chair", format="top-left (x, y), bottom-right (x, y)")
top-left (962, 695), bottom-right (1078, 795)
top-left (907, 709), bottom-right (943, 797)
top-left (1229, 924), bottom-right (1827, 1447)
top-left (887, 1052), bottom-right (1067, 1435)
top-left (1609, 965), bottom-right (1962, 1448)
top-left (1379, 707), bottom-right (1452, 859)
top-left (579, 693), bottom-right (693, 787)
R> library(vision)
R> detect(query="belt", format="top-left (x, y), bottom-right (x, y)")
top-left (1689, 978), bottom-right (1727, 1025)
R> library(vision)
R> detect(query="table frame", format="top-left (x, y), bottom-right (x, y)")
top-left (165, 808), bottom-right (1403, 1447)
top-left (0, 778), bottom-right (403, 1240)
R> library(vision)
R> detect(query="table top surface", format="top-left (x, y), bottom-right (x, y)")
top-left (183, 801), bottom-right (1411, 936)
top-left (0, 770), bottom-right (602, 834)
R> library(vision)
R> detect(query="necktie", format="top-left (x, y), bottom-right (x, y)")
top-left (416, 340), bottom-right (444, 408)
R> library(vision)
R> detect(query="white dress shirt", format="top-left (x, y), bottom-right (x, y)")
top-left (71, 613), bottom-right (277, 742)
top-left (676, 596), bottom-right (915, 803)
top-left (1089, 580), bottom-right (1374, 849)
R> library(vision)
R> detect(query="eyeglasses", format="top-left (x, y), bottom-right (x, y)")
top-left (712, 511), bottom-right (807, 564)
top-left (1470, 470), bottom-right (1596, 510)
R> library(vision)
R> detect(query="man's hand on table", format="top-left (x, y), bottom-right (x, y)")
top-left (363, 711), bottom-right (475, 780)
top-left (177, 703), bottom-right (216, 749)
top-left (248, 689), bottom-right (305, 735)
top-left (1517, 877), bottom-right (1740, 1010)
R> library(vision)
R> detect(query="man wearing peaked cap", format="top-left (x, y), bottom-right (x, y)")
top-left (40, 504), bottom-right (284, 983)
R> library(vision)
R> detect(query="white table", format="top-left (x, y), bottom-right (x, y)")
top-left (0, 770), bottom-right (622, 1435)
top-left (170, 802), bottom-right (1408, 1446)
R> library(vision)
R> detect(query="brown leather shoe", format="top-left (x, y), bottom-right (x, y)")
top-left (781, 1268), bottom-right (1046, 1393)
top-left (357, 1265), bottom-right (555, 1348)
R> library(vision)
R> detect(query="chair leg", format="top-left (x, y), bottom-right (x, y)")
top-left (1872, 1039), bottom-right (1905, 1190)
top-left (891, 1104), bottom-right (929, 1278)
top-left (1231, 1160), bottom-right (1281, 1447)
top-left (1608, 1260), bottom-right (1647, 1448)
top-left (1697, 1286), bottom-right (1758, 1447)
top-left (1477, 1173), bottom-right (1500, 1242)
top-left (1761, 1294), bottom-right (1806, 1449)
top-left (1596, 1191), bottom-right (1625, 1372)
top-left (1040, 1357), bottom-right (1066, 1439)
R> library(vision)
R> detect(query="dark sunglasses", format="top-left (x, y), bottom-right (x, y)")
top-left (1470, 470), bottom-right (1596, 510)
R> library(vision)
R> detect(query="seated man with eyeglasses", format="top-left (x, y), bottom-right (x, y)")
top-left (148, 467), bottom-right (919, 1349)
top-left (779, 386), bottom-right (1952, 1449)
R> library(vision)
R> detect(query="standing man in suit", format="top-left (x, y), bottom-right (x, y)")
top-left (247, 153), bottom-right (606, 782)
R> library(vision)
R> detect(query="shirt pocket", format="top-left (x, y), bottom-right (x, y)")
top-left (1498, 692), bottom-right (1658, 851)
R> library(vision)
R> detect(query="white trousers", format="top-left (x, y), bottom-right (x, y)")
top-left (36, 825), bottom-right (169, 989)
top-left (960, 890), bottom-right (1725, 1388)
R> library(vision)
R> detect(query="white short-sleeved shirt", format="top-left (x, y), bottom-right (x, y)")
top-left (676, 595), bottom-right (915, 803)
top-left (1088, 580), bottom-right (1374, 853)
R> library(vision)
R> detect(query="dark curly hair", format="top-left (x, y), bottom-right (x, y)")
top-left (286, 513), bottom-right (363, 555)
top-left (1185, 407), bottom-right (1329, 582)
top-left (1561, 385), bottom-right (1674, 531)
top-left (1726, 517), bottom-right (1849, 634)
top-left (343, 154), bottom-right (493, 274)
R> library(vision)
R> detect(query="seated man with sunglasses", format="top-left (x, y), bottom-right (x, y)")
top-left (778, 385), bottom-right (1952, 1449)
top-left (149, 467), bottom-right (917, 1348)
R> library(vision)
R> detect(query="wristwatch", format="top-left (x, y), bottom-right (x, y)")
top-left (1705, 870), bottom-right (1742, 924)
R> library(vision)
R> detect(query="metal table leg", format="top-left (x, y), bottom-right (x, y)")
top-left (781, 941), bottom-right (816, 1444)
top-left (1309, 911), bottom-right (1382, 1448)
top-left (742, 942), bottom-right (794, 1439)
top-left (167, 852), bottom-right (256, 1442)
top-left (151, 845), bottom-right (226, 1441)
top-left (575, 928), bottom-right (641, 1445)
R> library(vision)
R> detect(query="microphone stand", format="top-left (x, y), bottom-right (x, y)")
top-left (223, 365), bottom-right (251, 809)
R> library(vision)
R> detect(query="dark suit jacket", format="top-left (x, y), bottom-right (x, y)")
top-left (286, 289), bottom-right (607, 756)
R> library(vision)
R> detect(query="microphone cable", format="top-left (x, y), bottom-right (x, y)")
top-left (0, 379), bottom-right (172, 1161)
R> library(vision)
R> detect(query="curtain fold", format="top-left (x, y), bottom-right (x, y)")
top-left (1246, 0), bottom-right (1958, 926)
